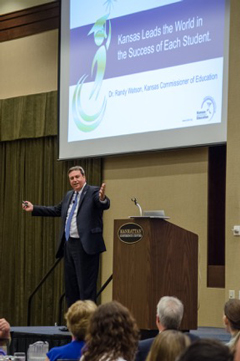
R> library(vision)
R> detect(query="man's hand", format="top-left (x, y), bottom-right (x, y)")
top-left (0, 318), bottom-right (10, 339)
top-left (99, 183), bottom-right (106, 201)
top-left (22, 201), bottom-right (33, 212)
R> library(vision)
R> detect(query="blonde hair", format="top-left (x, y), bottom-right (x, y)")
top-left (65, 300), bottom-right (97, 341)
top-left (146, 330), bottom-right (190, 361)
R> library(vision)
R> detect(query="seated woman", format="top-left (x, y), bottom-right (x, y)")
top-left (82, 301), bottom-right (139, 361)
top-left (223, 298), bottom-right (240, 352)
top-left (146, 330), bottom-right (190, 361)
top-left (46, 300), bottom-right (97, 361)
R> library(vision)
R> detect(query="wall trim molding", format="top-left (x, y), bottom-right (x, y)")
top-left (0, 1), bottom-right (60, 42)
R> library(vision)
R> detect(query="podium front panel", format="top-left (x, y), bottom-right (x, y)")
top-left (113, 218), bottom-right (198, 330)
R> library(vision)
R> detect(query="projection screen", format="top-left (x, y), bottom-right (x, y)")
top-left (59, 0), bottom-right (230, 159)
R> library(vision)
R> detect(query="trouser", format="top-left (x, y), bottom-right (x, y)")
top-left (64, 237), bottom-right (100, 308)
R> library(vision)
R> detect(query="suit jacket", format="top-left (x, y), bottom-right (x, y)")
top-left (32, 184), bottom-right (110, 258)
top-left (135, 332), bottom-right (199, 361)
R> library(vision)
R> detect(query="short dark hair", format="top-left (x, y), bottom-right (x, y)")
top-left (68, 166), bottom-right (85, 176)
top-left (178, 339), bottom-right (233, 361)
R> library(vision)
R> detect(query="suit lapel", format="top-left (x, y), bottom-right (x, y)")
top-left (63, 191), bottom-right (74, 219)
top-left (78, 184), bottom-right (88, 213)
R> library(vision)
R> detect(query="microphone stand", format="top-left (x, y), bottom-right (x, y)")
top-left (131, 197), bottom-right (143, 216)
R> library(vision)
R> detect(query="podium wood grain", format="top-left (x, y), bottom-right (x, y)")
top-left (113, 218), bottom-right (198, 330)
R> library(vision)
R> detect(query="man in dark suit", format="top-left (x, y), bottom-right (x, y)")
top-left (22, 166), bottom-right (110, 307)
top-left (136, 296), bottom-right (199, 361)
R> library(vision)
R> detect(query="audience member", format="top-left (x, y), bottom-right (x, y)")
top-left (46, 300), bottom-right (97, 361)
top-left (178, 339), bottom-right (233, 361)
top-left (136, 296), bottom-right (198, 361)
top-left (146, 329), bottom-right (190, 361)
top-left (234, 337), bottom-right (240, 361)
top-left (223, 299), bottom-right (240, 352)
top-left (0, 318), bottom-right (10, 355)
top-left (82, 301), bottom-right (139, 361)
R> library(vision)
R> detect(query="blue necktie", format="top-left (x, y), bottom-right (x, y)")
top-left (65, 192), bottom-right (78, 241)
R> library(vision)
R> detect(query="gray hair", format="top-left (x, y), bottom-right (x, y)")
top-left (157, 296), bottom-right (184, 330)
top-left (68, 166), bottom-right (85, 176)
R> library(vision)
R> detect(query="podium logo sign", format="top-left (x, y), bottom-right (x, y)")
top-left (118, 223), bottom-right (144, 244)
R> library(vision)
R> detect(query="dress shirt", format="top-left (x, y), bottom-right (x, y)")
top-left (66, 183), bottom-right (86, 238)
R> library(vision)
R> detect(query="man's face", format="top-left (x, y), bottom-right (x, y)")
top-left (68, 170), bottom-right (86, 192)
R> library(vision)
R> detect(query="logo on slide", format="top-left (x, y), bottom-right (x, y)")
top-left (196, 96), bottom-right (216, 121)
top-left (72, 12), bottom-right (112, 132)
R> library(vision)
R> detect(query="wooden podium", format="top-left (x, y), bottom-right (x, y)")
top-left (113, 218), bottom-right (198, 330)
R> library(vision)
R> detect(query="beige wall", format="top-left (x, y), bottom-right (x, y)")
top-left (0, 30), bottom-right (58, 99)
top-left (102, 149), bottom-right (225, 327)
top-left (2, 0), bottom-right (240, 328)
top-left (1, 0), bottom-right (54, 14)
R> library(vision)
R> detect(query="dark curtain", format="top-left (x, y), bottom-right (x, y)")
top-left (0, 92), bottom-right (102, 326)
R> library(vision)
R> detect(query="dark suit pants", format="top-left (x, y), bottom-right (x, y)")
top-left (64, 237), bottom-right (99, 307)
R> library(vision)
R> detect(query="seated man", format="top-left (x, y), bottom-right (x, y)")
top-left (0, 318), bottom-right (11, 355)
top-left (135, 296), bottom-right (198, 361)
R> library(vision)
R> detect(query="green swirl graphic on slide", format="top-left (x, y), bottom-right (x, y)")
top-left (72, 11), bottom-right (112, 132)
top-left (72, 75), bottom-right (107, 132)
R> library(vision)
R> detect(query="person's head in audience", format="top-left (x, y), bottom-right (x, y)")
top-left (146, 329), bottom-right (190, 361)
top-left (83, 301), bottom-right (139, 361)
top-left (223, 299), bottom-right (240, 351)
top-left (178, 339), bottom-right (233, 361)
top-left (66, 300), bottom-right (97, 341)
top-left (46, 300), bottom-right (97, 361)
top-left (156, 296), bottom-right (184, 331)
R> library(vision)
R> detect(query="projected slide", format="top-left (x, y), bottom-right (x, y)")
top-left (59, 0), bottom-right (229, 159)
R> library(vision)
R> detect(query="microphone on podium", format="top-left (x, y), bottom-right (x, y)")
top-left (131, 197), bottom-right (143, 216)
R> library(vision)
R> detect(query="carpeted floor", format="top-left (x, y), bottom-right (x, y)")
top-left (190, 327), bottom-right (231, 343)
